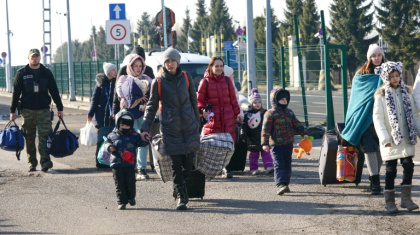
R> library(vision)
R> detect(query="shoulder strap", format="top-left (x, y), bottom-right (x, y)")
top-left (182, 71), bottom-right (189, 88)
top-left (157, 77), bottom-right (161, 100)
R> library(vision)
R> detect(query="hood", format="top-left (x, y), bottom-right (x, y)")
top-left (270, 88), bottom-right (290, 109)
top-left (95, 73), bottom-right (110, 87)
top-left (115, 109), bottom-right (134, 128)
top-left (203, 67), bottom-right (225, 81)
top-left (127, 55), bottom-right (146, 78)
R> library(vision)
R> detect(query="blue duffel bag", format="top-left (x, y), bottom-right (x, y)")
top-left (0, 120), bottom-right (25, 160)
top-left (47, 117), bottom-right (79, 158)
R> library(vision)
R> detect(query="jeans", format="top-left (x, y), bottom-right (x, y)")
top-left (271, 144), bottom-right (293, 186)
top-left (133, 118), bottom-right (148, 170)
top-left (385, 156), bottom-right (414, 190)
top-left (171, 153), bottom-right (193, 188)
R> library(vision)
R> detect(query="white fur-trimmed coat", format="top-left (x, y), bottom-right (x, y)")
top-left (412, 68), bottom-right (420, 110)
top-left (373, 86), bottom-right (420, 161)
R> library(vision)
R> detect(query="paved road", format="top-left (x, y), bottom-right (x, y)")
top-left (0, 92), bottom-right (419, 234)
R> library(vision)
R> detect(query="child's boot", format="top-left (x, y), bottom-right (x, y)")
top-left (400, 185), bottom-right (419, 211)
top-left (371, 174), bottom-right (382, 195)
top-left (384, 189), bottom-right (398, 214)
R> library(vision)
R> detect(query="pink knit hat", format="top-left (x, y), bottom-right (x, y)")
top-left (249, 88), bottom-right (262, 104)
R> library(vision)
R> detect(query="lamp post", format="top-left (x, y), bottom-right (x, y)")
top-left (56, 11), bottom-right (65, 63)
top-left (5, 0), bottom-right (13, 93)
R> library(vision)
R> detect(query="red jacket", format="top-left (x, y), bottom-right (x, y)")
top-left (197, 70), bottom-right (240, 142)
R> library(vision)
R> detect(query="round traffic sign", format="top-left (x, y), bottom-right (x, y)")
top-left (41, 46), bottom-right (48, 53)
top-left (1, 52), bottom-right (7, 58)
top-left (110, 24), bottom-right (127, 41)
top-left (236, 28), bottom-right (243, 36)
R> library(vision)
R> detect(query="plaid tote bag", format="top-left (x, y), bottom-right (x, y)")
top-left (150, 134), bottom-right (173, 183)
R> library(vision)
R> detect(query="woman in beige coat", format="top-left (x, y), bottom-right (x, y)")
top-left (373, 61), bottom-right (420, 214)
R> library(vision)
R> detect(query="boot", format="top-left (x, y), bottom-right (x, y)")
top-left (176, 185), bottom-right (188, 210)
top-left (384, 189), bottom-right (399, 214)
top-left (371, 175), bottom-right (382, 195)
top-left (400, 185), bottom-right (419, 211)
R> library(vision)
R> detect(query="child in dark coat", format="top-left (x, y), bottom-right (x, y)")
top-left (241, 88), bottom-right (273, 175)
top-left (105, 110), bottom-right (148, 210)
top-left (261, 88), bottom-right (308, 195)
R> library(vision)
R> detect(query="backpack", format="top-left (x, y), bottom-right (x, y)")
top-left (0, 120), bottom-right (25, 160)
top-left (47, 117), bottom-right (79, 158)
top-left (157, 71), bottom-right (189, 111)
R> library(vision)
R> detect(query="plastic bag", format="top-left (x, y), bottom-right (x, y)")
top-left (80, 121), bottom-right (97, 146)
top-left (97, 137), bottom-right (111, 166)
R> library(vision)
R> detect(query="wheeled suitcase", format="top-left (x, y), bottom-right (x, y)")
top-left (185, 154), bottom-right (206, 200)
top-left (95, 126), bottom-right (114, 169)
top-left (318, 128), bottom-right (364, 186)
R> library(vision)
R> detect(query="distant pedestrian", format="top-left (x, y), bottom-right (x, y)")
top-left (116, 55), bottom-right (152, 181)
top-left (341, 44), bottom-right (385, 195)
top-left (241, 88), bottom-right (273, 175)
top-left (87, 62), bottom-right (117, 128)
top-left (10, 48), bottom-right (64, 172)
top-left (141, 47), bottom-right (200, 210)
top-left (261, 88), bottom-right (308, 195)
top-left (373, 62), bottom-right (420, 214)
top-left (197, 57), bottom-right (241, 178)
top-left (105, 110), bottom-right (148, 210)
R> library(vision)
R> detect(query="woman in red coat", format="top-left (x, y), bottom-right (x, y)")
top-left (197, 57), bottom-right (242, 178)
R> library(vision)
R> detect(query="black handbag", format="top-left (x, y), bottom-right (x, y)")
top-left (47, 117), bottom-right (79, 158)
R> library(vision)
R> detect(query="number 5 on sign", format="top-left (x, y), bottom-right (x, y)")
top-left (106, 20), bottom-right (131, 45)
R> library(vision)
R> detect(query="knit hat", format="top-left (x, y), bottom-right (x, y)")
top-left (249, 88), bottom-right (262, 104)
top-left (132, 45), bottom-right (146, 60)
top-left (103, 62), bottom-right (116, 76)
top-left (374, 61), bottom-right (403, 84)
top-left (224, 65), bottom-right (234, 77)
top-left (161, 47), bottom-right (181, 65)
top-left (366, 44), bottom-right (385, 61)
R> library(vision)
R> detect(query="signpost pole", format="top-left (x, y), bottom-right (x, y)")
top-left (161, 0), bottom-right (167, 49)
top-left (66, 0), bottom-right (75, 101)
top-left (6, 0), bottom-right (12, 93)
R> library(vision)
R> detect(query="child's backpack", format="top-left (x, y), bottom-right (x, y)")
top-left (47, 117), bottom-right (79, 158)
top-left (0, 120), bottom-right (25, 160)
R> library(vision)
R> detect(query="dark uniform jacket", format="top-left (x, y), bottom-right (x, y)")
top-left (10, 64), bottom-right (63, 113)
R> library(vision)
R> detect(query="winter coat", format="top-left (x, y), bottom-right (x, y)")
top-left (241, 108), bottom-right (266, 151)
top-left (10, 64), bottom-right (63, 113)
top-left (116, 55), bottom-right (152, 119)
top-left (261, 88), bottom-right (307, 146)
top-left (112, 64), bottom-right (155, 115)
top-left (104, 128), bottom-right (147, 168)
top-left (196, 69), bottom-right (241, 142)
top-left (373, 86), bottom-right (420, 161)
top-left (412, 68), bottom-right (420, 110)
top-left (141, 67), bottom-right (200, 155)
top-left (88, 73), bottom-right (115, 128)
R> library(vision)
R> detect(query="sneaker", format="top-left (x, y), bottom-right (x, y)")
top-left (251, 170), bottom-right (259, 175)
top-left (136, 169), bottom-right (149, 180)
top-left (277, 185), bottom-right (290, 195)
top-left (266, 167), bottom-right (274, 175)
top-left (118, 204), bottom-right (126, 210)
top-left (29, 166), bottom-right (36, 172)
top-left (41, 160), bottom-right (53, 172)
top-left (128, 199), bottom-right (136, 206)
top-left (222, 168), bottom-right (233, 178)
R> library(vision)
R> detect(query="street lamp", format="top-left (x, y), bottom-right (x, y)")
top-left (56, 11), bottom-right (66, 63)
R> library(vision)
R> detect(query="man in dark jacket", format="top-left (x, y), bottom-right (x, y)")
top-left (141, 47), bottom-right (200, 210)
top-left (10, 48), bottom-right (64, 172)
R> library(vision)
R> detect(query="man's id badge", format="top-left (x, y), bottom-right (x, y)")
top-left (34, 83), bottom-right (39, 93)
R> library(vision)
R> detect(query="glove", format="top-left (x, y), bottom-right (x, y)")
top-left (121, 151), bottom-right (135, 164)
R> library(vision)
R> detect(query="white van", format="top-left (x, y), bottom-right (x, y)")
top-left (145, 50), bottom-right (211, 90)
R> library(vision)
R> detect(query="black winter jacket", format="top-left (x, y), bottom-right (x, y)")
top-left (141, 67), bottom-right (200, 155)
top-left (10, 64), bottom-right (63, 113)
top-left (241, 108), bottom-right (267, 152)
top-left (88, 73), bottom-right (115, 128)
top-left (113, 65), bottom-right (155, 115)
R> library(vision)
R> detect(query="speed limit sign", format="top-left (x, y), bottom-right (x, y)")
top-left (106, 20), bottom-right (131, 44)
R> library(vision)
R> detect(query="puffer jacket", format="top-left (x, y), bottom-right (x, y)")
top-left (141, 67), bottom-right (200, 155)
top-left (261, 88), bottom-right (307, 146)
top-left (196, 69), bottom-right (241, 142)
top-left (104, 128), bottom-right (148, 168)
top-left (88, 73), bottom-right (115, 128)
top-left (241, 108), bottom-right (266, 151)
top-left (373, 86), bottom-right (420, 161)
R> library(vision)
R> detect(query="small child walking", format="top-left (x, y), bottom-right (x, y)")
top-left (261, 88), bottom-right (308, 195)
top-left (241, 88), bottom-right (273, 175)
top-left (105, 110), bottom-right (148, 210)
top-left (373, 61), bottom-right (420, 214)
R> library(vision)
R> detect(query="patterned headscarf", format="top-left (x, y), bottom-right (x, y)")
top-left (375, 61), bottom-right (417, 145)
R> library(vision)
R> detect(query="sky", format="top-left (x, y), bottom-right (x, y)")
top-left (0, 0), bottom-right (333, 66)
